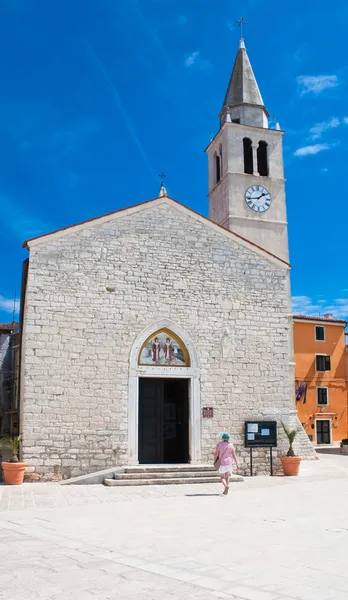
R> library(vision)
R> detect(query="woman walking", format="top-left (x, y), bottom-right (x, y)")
top-left (214, 433), bottom-right (239, 495)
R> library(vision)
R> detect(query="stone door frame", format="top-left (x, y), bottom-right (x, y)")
top-left (128, 319), bottom-right (201, 465)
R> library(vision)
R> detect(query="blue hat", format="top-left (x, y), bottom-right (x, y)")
top-left (220, 432), bottom-right (231, 441)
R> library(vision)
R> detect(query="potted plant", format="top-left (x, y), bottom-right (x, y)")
top-left (0, 436), bottom-right (26, 485)
top-left (340, 439), bottom-right (348, 455)
top-left (280, 422), bottom-right (302, 476)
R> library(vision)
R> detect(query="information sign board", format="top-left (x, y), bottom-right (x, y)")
top-left (244, 421), bottom-right (277, 448)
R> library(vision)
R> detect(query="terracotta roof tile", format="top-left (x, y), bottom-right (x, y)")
top-left (293, 314), bottom-right (347, 324)
top-left (0, 322), bottom-right (18, 332)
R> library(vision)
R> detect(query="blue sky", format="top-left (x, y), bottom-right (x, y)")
top-left (1, 0), bottom-right (348, 324)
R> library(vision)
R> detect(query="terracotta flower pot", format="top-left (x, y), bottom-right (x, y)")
top-left (280, 456), bottom-right (301, 476)
top-left (1, 462), bottom-right (27, 485)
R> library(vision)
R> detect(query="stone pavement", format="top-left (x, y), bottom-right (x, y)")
top-left (0, 455), bottom-right (348, 600)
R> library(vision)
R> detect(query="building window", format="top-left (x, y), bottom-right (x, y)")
top-left (215, 152), bottom-right (221, 183)
top-left (257, 141), bottom-right (269, 176)
top-left (219, 144), bottom-right (223, 178)
top-left (316, 355), bottom-right (331, 372)
top-left (317, 387), bottom-right (328, 405)
top-left (243, 138), bottom-right (253, 174)
top-left (315, 326), bottom-right (325, 341)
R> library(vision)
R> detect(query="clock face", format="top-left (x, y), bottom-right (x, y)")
top-left (245, 185), bottom-right (271, 213)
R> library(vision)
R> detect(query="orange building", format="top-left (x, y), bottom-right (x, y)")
top-left (293, 314), bottom-right (348, 446)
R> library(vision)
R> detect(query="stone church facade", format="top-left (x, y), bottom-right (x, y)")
top-left (19, 38), bottom-right (314, 478)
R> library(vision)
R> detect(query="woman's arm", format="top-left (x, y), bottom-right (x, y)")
top-left (231, 446), bottom-right (239, 471)
top-left (213, 444), bottom-right (220, 462)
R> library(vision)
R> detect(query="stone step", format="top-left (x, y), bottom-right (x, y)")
top-left (104, 475), bottom-right (243, 487)
top-left (114, 470), bottom-right (218, 480)
top-left (124, 465), bottom-right (216, 474)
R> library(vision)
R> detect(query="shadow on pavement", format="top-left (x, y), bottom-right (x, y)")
top-left (185, 493), bottom-right (221, 497)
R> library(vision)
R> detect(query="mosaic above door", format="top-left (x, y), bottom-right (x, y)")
top-left (138, 329), bottom-right (190, 367)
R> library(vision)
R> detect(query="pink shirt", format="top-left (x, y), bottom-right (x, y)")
top-left (217, 441), bottom-right (234, 466)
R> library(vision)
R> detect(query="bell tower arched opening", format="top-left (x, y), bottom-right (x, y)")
top-left (243, 137), bottom-right (254, 174)
top-left (257, 140), bottom-right (269, 176)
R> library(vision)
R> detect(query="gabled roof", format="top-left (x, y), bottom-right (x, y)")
top-left (22, 195), bottom-right (289, 268)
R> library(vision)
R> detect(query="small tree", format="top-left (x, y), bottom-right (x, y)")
top-left (280, 422), bottom-right (301, 457)
top-left (0, 435), bottom-right (21, 463)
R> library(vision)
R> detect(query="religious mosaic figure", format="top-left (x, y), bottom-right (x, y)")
top-left (163, 337), bottom-right (173, 363)
top-left (152, 337), bottom-right (161, 362)
top-left (138, 330), bottom-right (189, 367)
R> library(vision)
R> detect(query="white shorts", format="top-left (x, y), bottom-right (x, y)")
top-left (219, 465), bottom-right (232, 474)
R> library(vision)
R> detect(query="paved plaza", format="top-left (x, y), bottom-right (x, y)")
top-left (0, 454), bottom-right (347, 600)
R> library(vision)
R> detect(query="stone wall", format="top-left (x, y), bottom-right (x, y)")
top-left (21, 201), bottom-right (314, 477)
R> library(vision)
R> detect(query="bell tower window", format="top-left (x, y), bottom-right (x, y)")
top-left (215, 152), bottom-right (221, 183)
top-left (257, 141), bottom-right (269, 176)
top-left (243, 138), bottom-right (253, 174)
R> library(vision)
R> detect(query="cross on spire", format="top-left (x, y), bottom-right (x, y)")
top-left (158, 172), bottom-right (167, 197)
top-left (158, 172), bottom-right (166, 186)
top-left (236, 16), bottom-right (247, 39)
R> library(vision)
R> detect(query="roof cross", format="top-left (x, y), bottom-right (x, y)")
top-left (158, 172), bottom-right (167, 186)
top-left (236, 16), bottom-right (247, 38)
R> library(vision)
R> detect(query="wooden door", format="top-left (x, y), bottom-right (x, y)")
top-left (163, 380), bottom-right (189, 463)
top-left (139, 379), bottom-right (163, 463)
top-left (316, 420), bottom-right (330, 444)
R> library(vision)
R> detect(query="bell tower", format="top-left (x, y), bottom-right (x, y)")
top-left (206, 37), bottom-right (289, 262)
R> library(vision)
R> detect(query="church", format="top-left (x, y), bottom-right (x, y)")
top-left (19, 37), bottom-right (314, 478)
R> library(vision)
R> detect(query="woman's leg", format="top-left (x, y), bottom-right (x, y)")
top-left (224, 471), bottom-right (231, 494)
top-left (219, 474), bottom-right (226, 489)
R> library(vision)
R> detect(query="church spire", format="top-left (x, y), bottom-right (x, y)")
top-left (219, 36), bottom-right (269, 129)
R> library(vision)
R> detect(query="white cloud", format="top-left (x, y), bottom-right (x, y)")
top-left (184, 51), bottom-right (212, 70)
top-left (184, 51), bottom-right (200, 67)
top-left (292, 295), bottom-right (348, 320)
top-left (292, 296), bottom-right (322, 315)
top-left (344, 117), bottom-right (348, 125)
top-left (309, 117), bottom-right (340, 140)
top-left (294, 143), bottom-right (331, 157)
top-left (297, 75), bottom-right (339, 95)
top-left (0, 296), bottom-right (20, 315)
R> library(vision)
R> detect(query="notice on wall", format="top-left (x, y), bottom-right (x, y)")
top-left (247, 433), bottom-right (255, 441)
top-left (261, 429), bottom-right (270, 436)
top-left (247, 423), bottom-right (258, 433)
